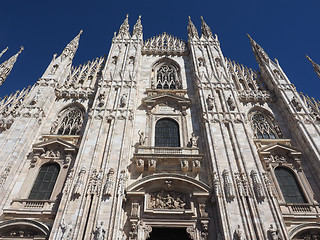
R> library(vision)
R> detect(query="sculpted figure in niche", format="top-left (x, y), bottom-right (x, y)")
top-left (235, 225), bottom-right (246, 240)
top-left (138, 130), bottom-right (147, 145)
top-left (215, 58), bottom-right (221, 67)
top-left (206, 94), bottom-right (214, 110)
top-left (120, 94), bottom-right (127, 107)
top-left (61, 222), bottom-right (73, 240)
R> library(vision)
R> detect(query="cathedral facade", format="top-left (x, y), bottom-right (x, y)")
top-left (0, 15), bottom-right (320, 240)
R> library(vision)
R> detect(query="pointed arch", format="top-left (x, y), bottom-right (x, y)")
top-left (248, 107), bottom-right (281, 139)
top-left (151, 58), bottom-right (182, 90)
top-left (51, 103), bottom-right (85, 135)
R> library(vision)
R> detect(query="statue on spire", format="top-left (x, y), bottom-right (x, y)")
top-left (247, 34), bottom-right (270, 63)
top-left (306, 55), bottom-right (320, 79)
top-left (0, 47), bottom-right (8, 59)
top-left (0, 46), bottom-right (23, 87)
top-left (200, 16), bottom-right (213, 39)
top-left (118, 14), bottom-right (130, 37)
top-left (132, 15), bottom-right (143, 37)
top-left (61, 30), bottom-right (83, 61)
top-left (187, 16), bottom-right (199, 39)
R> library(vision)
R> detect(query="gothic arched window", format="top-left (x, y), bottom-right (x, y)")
top-left (155, 118), bottom-right (180, 147)
top-left (251, 112), bottom-right (280, 139)
top-left (274, 167), bottom-right (306, 203)
top-left (156, 65), bottom-right (180, 90)
top-left (29, 163), bottom-right (60, 200)
top-left (57, 107), bottom-right (84, 135)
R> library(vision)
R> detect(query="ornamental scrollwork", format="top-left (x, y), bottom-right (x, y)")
top-left (148, 191), bottom-right (188, 210)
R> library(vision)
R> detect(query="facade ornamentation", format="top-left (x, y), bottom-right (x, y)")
top-left (306, 55), bottom-right (320, 79)
top-left (93, 221), bottom-right (105, 240)
top-left (149, 191), bottom-right (187, 209)
top-left (103, 168), bottom-right (115, 197)
top-left (72, 167), bottom-right (86, 197)
top-left (222, 169), bottom-right (235, 200)
top-left (0, 47), bottom-right (8, 59)
top-left (0, 46), bottom-right (23, 87)
top-left (142, 32), bottom-right (187, 55)
top-left (1, 15), bottom-right (320, 240)
top-left (250, 170), bottom-right (265, 200)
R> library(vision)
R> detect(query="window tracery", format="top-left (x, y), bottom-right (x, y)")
top-left (156, 65), bottom-right (180, 90)
top-left (251, 112), bottom-right (280, 139)
top-left (55, 107), bottom-right (84, 135)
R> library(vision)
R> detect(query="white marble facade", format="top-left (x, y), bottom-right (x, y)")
top-left (0, 15), bottom-right (320, 240)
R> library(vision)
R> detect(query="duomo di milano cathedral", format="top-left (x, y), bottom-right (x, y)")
top-left (2, 14), bottom-right (320, 240)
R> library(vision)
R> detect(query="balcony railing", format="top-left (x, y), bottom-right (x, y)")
top-left (4, 199), bottom-right (57, 215)
top-left (135, 146), bottom-right (200, 156)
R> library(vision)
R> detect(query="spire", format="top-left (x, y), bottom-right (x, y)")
top-left (60, 30), bottom-right (83, 61)
top-left (187, 16), bottom-right (199, 39)
top-left (0, 46), bottom-right (23, 87)
top-left (118, 14), bottom-right (130, 37)
top-left (306, 55), bottom-right (320, 79)
top-left (0, 47), bottom-right (8, 59)
top-left (247, 34), bottom-right (270, 63)
top-left (200, 16), bottom-right (213, 39)
top-left (132, 15), bottom-right (143, 37)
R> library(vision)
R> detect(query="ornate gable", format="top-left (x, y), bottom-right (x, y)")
top-left (142, 32), bottom-right (188, 55)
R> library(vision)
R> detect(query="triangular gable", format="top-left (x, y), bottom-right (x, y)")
top-left (33, 138), bottom-right (77, 152)
top-left (259, 142), bottom-right (301, 156)
top-left (143, 93), bottom-right (191, 106)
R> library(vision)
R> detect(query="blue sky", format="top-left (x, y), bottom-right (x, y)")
top-left (0, 0), bottom-right (319, 99)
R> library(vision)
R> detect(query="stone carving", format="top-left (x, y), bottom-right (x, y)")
top-left (189, 132), bottom-right (199, 147)
top-left (120, 94), bottom-right (127, 107)
top-left (273, 70), bottom-right (283, 80)
top-left (222, 169), bottom-right (235, 200)
top-left (98, 92), bottom-right (105, 107)
top-left (117, 170), bottom-right (127, 197)
top-left (93, 222), bottom-right (105, 240)
top-left (181, 159), bottom-right (189, 173)
top-left (200, 16), bottom-right (213, 39)
top-left (131, 202), bottom-right (139, 218)
top-left (268, 224), bottom-right (280, 240)
top-left (2, 229), bottom-right (36, 237)
top-left (143, 225), bottom-right (152, 239)
top-left (132, 15), bottom-right (142, 37)
top-left (142, 32), bottom-right (187, 55)
top-left (213, 172), bottom-right (221, 199)
top-left (129, 221), bottom-right (138, 240)
top-left (0, 165), bottom-right (11, 187)
top-left (199, 203), bottom-right (208, 217)
top-left (186, 226), bottom-right (196, 240)
top-left (227, 95), bottom-right (236, 111)
top-left (138, 130), bottom-right (147, 145)
top-left (187, 16), bottom-right (199, 39)
top-left (235, 225), bottom-right (246, 240)
top-left (103, 168), bottom-right (115, 197)
top-left (292, 97), bottom-right (302, 112)
top-left (206, 94), bottom-right (214, 110)
top-left (112, 56), bottom-right (118, 65)
top-left (266, 155), bottom-right (286, 163)
top-left (215, 58), bottom-right (221, 67)
top-left (136, 159), bottom-right (144, 172)
top-left (118, 14), bottom-right (129, 36)
top-left (49, 64), bottom-right (59, 75)
top-left (148, 159), bottom-right (156, 172)
top-left (198, 58), bottom-right (205, 67)
top-left (192, 159), bottom-right (201, 173)
top-left (40, 149), bottom-right (61, 158)
top-left (60, 221), bottom-right (73, 240)
top-left (61, 30), bottom-right (82, 60)
top-left (87, 169), bottom-right (103, 195)
top-left (149, 191), bottom-right (187, 209)
top-left (72, 167), bottom-right (86, 197)
top-left (50, 120), bottom-right (59, 134)
top-left (250, 170), bottom-right (265, 200)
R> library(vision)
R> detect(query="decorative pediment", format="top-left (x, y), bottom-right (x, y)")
top-left (33, 138), bottom-right (78, 153)
top-left (142, 92), bottom-right (191, 115)
top-left (142, 32), bottom-right (188, 55)
top-left (259, 142), bottom-right (301, 157)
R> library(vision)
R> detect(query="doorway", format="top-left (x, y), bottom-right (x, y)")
top-left (147, 227), bottom-right (192, 240)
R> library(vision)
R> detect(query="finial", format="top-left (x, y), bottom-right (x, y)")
top-left (133, 15), bottom-right (143, 37)
top-left (200, 16), bottom-right (213, 39)
top-left (187, 16), bottom-right (199, 39)
top-left (0, 47), bottom-right (8, 59)
top-left (247, 34), bottom-right (270, 63)
top-left (118, 14), bottom-right (130, 37)
top-left (60, 30), bottom-right (83, 60)
top-left (18, 46), bottom-right (24, 54)
top-left (306, 54), bottom-right (320, 79)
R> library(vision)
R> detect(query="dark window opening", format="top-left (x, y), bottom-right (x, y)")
top-left (147, 228), bottom-right (191, 240)
top-left (155, 119), bottom-right (180, 147)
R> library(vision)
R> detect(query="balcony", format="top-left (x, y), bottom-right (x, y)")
top-left (3, 199), bottom-right (57, 218)
top-left (133, 146), bottom-right (203, 174)
top-left (280, 203), bottom-right (320, 218)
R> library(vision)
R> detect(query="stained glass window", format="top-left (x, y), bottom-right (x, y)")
top-left (155, 119), bottom-right (180, 147)
top-left (29, 163), bottom-right (60, 200)
top-left (274, 167), bottom-right (306, 203)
